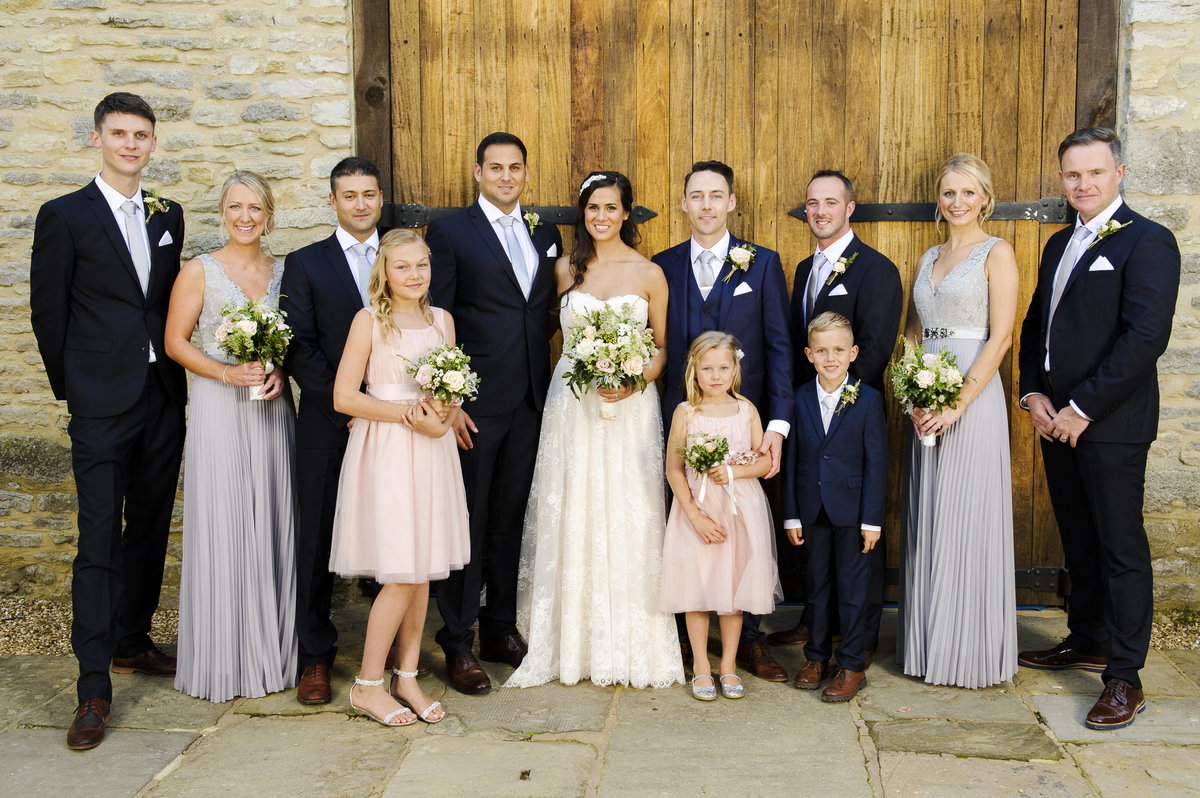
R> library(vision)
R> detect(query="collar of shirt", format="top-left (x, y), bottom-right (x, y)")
top-left (689, 230), bottom-right (732, 266)
top-left (815, 374), bottom-right (850, 405)
top-left (94, 173), bottom-right (144, 218)
top-left (335, 226), bottom-right (380, 256)
top-left (1075, 195), bottom-right (1124, 239)
top-left (814, 229), bottom-right (856, 265)
top-left (477, 194), bottom-right (524, 228)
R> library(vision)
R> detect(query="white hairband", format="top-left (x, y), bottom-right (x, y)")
top-left (579, 174), bottom-right (607, 195)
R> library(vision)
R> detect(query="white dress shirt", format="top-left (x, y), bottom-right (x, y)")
top-left (94, 174), bottom-right (156, 362)
top-left (478, 195), bottom-right (539, 283)
top-left (335, 225), bottom-right (381, 298)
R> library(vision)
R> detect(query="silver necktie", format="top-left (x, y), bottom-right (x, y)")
top-left (698, 249), bottom-right (718, 300)
top-left (499, 216), bottom-right (531, 298)
top-left (353, 242), bottom-right (374, 308)
top-left (821, 391), bottom-right (838, 432)
top-left (807, 251), bottom-right (828, 323)
top-left (120, 200), bottom-right (151, 295)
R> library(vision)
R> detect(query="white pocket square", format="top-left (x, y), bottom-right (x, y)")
top-left (1089, 256), bottom-right (1114, 272)
top-left (545, 243), bottom-right (558, 258)
top-left (158, 230), bottom-right (173, 246)
top-left (732, 282), bottom-right (754, 297)
top-left (828, 283), bottom-right (849, 296)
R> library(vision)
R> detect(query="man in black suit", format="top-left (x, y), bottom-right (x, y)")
top-left (30, 92), bottom-right (186, 750)
top-left (280, 157), bottom-right (385, 705)
top-left (427, 132), bottom-right (563, 694)
top-left (1017, 128), bottom-right (1180, 730)
top-left (769, 171), bottom-right (902, 663)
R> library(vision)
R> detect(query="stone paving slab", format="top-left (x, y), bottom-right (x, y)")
top-left (1165, 650), bottom-right (1200, 687)
top-left (383, 736), bottom-right (595, 797)
top-left (0, 655), bottom-right (76, 728)
top-left (1015, 650), bottom-right (1200, 698)
top-left (1035, 694), bottom-right (1200, 744)
top-left (879, 751), bottom-right (1094, 797)
top-left (235, 658), bottom-right (362, 717)
top-left (145, 712), bottom-right (407, 796)
top-left (1069, 742), bottom-right (1200, 797)
top-left (0, 727), bottom-right (194, 798)
top-left (869, 718), bottom-right (1060, 760)
top-left (456, 680), bottom-right (614, 736)
top-left (22, 671), bottom-right (231, 732)
top-left (859, 674), bottom-right (1030, 724)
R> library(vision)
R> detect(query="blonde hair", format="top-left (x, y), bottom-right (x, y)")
top-left (683, 331), bottom-right (748, 406)
top-left (219, 170), bottom-right (275, 234)
top-left (934, 153), bottom-right (995, 228)
top-left (369, 229), bottom-right (437, 340)
top-left (806, 311), bottom-right (854, 343)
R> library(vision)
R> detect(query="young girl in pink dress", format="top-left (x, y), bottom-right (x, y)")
top-left (330, 229), bottom-right (470, 726)
top-left (661, 331), bottom-right (782, 701)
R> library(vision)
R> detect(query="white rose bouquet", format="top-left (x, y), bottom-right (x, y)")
top-left (561, 301), bottom-right (658, 420)
top-left (403, 343), bottom-right (480, 405)
top-left (888, 337), bottom-right (965, 446)
top-left (215, 299), bottom-right (293, 400)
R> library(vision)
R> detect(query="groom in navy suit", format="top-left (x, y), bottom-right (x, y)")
top-left (31, 92), bottom-right (186, 750)
top-left (428, 132), bottom-right (563, 695)
top-left (1017, 128), bottom-right (1180, 730)
top-left (652, 160), bottom-right (793, 682)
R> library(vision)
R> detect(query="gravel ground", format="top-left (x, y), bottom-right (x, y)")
top-left (1, 596), bottom-right (1197, 656)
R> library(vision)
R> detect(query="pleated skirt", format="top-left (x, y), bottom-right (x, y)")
top-left (897, 338), bottom-right (1018, 689)
top-left (174, 376), bottom-right (299, 703)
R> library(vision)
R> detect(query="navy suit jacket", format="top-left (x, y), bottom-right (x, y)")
top-left (427, 202), bottom-right (563, 416)
top-left (280, 232), bottom-right (365, 450)
top-left (1018, 203), bottom-right (1180, 444)
top-left (791, 235), bottom-right (903, 394)
top-left (30, 181), bottom-right (187, 417)
top-left (782, 380), bottom-right (888, 529)
top-left (653, 235), bottom-right (793, 424)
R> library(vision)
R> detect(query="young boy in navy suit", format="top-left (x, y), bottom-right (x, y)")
top-left (782, 312), bottom-right (887, 702)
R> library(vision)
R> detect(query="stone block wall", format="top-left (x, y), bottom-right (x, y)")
top-left (0, 0), bottom-right (354, 602)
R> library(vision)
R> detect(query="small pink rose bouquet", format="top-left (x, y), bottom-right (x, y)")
top-left (561, 301), bottom-right (658, 419)
top-left (678, 432), bottom-right (741, 514)
top-left (215, 299), bottom-right (293, 400)
top-left (402, 343), bottom-right (479, 405)
top-left (888, 337), bottom-right (965, 446)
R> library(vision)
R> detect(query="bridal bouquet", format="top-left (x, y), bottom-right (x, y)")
top-left (214, 299), bottom-right (293, 400)
top-left (679, 432), bottom-right (740, 514)
top-left (403, 344), bottom-right (480, 405)
top-left (888, 337), bottom-right (965, 446)
top-left (561, 302), bottom-right (658, 419)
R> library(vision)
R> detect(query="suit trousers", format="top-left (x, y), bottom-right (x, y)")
top-left (68, 364), bottom-right (184, 702)
top-left (436, 392), bottom-right (542, 657)
top-left (1040, 437), bottom-right (1152, 688)
top-left (802, 508), bottom-right (872, 672)
top-left (294, 444), bottom-right (346, 669)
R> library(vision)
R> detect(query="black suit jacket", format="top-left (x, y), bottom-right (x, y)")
top-left (427, 202), bottom-right (563, 415)
top-left (1018, 202), bottom-right (1180, 444)
top-left (790, 235), bottom-right (903, 394)
top-left (30, 181), bottom-right (186, 417)
top-left (280, 232), bottom-right (366, 450)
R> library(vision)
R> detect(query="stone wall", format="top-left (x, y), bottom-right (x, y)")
top-left (1124, 0), bottom-right (1200, 613)
top-left (0, 0), bottom-right (354, 602)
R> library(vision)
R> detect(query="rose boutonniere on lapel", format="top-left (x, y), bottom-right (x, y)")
top-left (1086, 218), bottom-right (1131, 249)
top-left (836, 379), bottom-right (860, 415)
top-left (524, 210), bottom-right (541, 236)
top-left (143, 188), bottom-right (169, 223)
top-left (826, 251), bottom-right (858, 286)
top-left (721, 244), bottom-right (756, 283)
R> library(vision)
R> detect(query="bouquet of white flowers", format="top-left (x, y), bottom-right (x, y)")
top-left (680, 431), bottom-right (730, 473)
top-left (561, 301), bottom-right (658, 419)
top-left (214, 299), bottom-right (293, 400)
top-left (888, 337), bottom-right (965, 446)
top-left (403, 344), bottom-right (479, 405)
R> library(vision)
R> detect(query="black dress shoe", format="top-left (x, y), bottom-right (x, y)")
top-left (447, 653), bottom-right (492, 694)
top-left (111, 646), bottom-right (176, 676)
top-left (1018, 639), bottom-right (1106, 673)
top-left (67, 697), bottom-right (111, 751)
top-left (479, 633), bottom-right (528, 668)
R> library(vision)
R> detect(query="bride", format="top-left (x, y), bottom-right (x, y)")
top-left (506, 171), bottom-right (684, 689)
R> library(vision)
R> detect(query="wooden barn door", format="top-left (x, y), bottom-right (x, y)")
top-left (352, 0), bottom-right (1119, 607)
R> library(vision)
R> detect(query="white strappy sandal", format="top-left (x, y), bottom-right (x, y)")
top-left (391, 667), bottom-right (445, 723)
top-left (350, 675), bottom-right (417, 727)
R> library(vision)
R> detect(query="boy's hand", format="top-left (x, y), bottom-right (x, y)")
top-left (787, 526), bottom-right (804, 547)
top-left (691, 513), bottom-right (727, 544)
top-left (861, 527), bottom-right (880, 553)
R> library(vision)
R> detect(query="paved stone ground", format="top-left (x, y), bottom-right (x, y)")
top-left (2, 603), bottom-right (1199, 797)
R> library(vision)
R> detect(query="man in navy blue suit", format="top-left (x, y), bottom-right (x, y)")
top-left (427, 133), bottom-right (563, 695)
top-left (652, 160), bottom-right (793, 682)
top-left (1017, 128), bottom-right (1180, 730)
top-left (31, 92), bottom-right (186, 750)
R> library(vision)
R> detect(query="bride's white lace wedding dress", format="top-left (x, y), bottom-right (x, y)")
top-left (506, 291), bottom-right (684, 689)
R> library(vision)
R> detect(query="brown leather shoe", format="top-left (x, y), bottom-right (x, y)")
top-left (766, 622), bottom-right (809, 646)
top-left (793, 659), bottom-right (828, 690)
top-left (821, 668), bottom-right (866, 702)
top-left (111, 646), bottom-right (176, 676)
top-left (296, 663), bottom-right (332, 705)
top-left (1018, 640), bottom-right (1106, 673)
top-left (447, 653), bottom-right (492, 695)
top-left (67, 697), bottom-right (111, 751)
top-left (736, 640), bottom-right (788, 682)
top-left (386, 641), bottom-right (432, 679)
top-left (1085, 680), bottom-right (1145, 730)
top-left (479, 633), bottom-right (528, 668)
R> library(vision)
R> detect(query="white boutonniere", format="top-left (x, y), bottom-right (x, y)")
top-left (836, 379), bottom-right (860, 415)
top-left (826, 251), bottom-right (858, 286)
top-left (143, 188), bottom-right (169, 223)
top-left (1086, 219), bottom-right (1131, 249)
top-left (524, 210), bottom-right (541, 236)
top-left (722, 244), bottom-right (756, 283)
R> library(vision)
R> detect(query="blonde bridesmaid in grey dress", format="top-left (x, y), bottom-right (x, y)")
top-left (897, 154), bottom-right (1019, 689)
top-left (164, 172), bottom-right (298, 702)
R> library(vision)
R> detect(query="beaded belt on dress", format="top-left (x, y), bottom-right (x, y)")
top-left (923, 326), bottom-right (988, 341)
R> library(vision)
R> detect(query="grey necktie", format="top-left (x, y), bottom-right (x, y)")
top-left (352, 242), bottom-right (374, 308)
top-left (120, 200), bottom-right (151, 295)
top-left (807, 251), bottom-right (828, 323)
top-left (1045, 225), bottom-right (1093, 367)
top-left (499, 216), bottom-right (531, 298)
top-left (821, 391), bottom-right (838, 433)
top-left (698, 249), bottom-right (718, 300)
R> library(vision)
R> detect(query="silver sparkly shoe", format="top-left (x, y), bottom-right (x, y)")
top-left (691, 674), bottom-right (717, 701)
top-left (720, 674), bottom-right (745, 699)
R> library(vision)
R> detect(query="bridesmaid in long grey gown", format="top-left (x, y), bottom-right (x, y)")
top-left (897, 153), bottom-right (1019, 689)
top-left (164, 171), bottom-right (298, 702)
